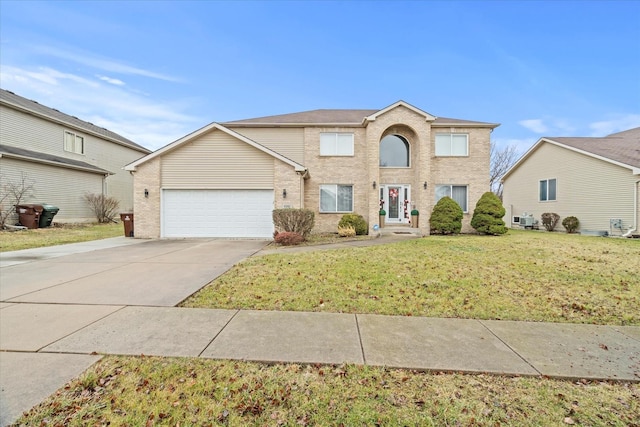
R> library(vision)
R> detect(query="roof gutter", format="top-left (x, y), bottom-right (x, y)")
top-left (0, 152), bottom-right (114, 175)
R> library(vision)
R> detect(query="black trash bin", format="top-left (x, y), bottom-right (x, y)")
top-left (16, 204), bottom-right (43, 229)
top-left (38, 204), bottom-right (60, 228)
top-left (120, 213), bottom-right (134, 237)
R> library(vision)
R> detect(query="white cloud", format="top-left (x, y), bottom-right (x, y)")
top-left (588, 114), bottom-right (640, 136)
top-left (518, 119), bottom-right (548, 133)
top-left (0, 65), bottom-right (200, 150)
top-left (30, 44), bottom-right (183, 83)
top-left (97, 75), bottom-right (125, 86)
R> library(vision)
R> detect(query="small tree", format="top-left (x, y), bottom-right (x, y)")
top-left (541, 212), bottom-right (560, 232)
top-left (0, 173), bottom-right (36, 228)
top-left (490, 143), bottom-right (519, 199)
top-left (430, 196), bottom-right (463, 235)
top-left (272, 208), bottom-right (315, 238)
top-left (338, 214), bottom-right (368, 235)
top-left (562, 216), bottom-right (580, 233)
top-left (84, 193), bottom-right (120, 223)
top-left (471, 192), bottom-right (508, 235)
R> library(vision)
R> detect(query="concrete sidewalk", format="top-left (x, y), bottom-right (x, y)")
top-left (1, 235), bottom-right (639, 426)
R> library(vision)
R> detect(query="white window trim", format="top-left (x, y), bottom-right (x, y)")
top-left (319, 184), bottom-right (354, 213)
top-left (435, 184), bottom-right (469, 213)
top-left (435, 133), bottom-right (469, 157)
top-left (64, 130), bottom-right (85, 155)
top-left (539, 178), bottom-right (557, 202)
top-left (320, 132), bottom-right (354, 156)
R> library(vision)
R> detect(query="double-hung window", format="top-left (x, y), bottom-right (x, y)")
top-left (435, 185), bottom-right (468, 212)
top-left (64, 131), bottom-right (84, 154)
top-left (320, 184), bottom-right (353, 212)
top-left (435, 133), bottom-right (468, 156)
top-left (320, 133), bottom-right (354, 156)
top-left (539, 179), bottom-right (557, 201)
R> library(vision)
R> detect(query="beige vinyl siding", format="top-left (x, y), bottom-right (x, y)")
top-left (227, 127), bottom-right (304, 164)
top-left (162, 129), bottom-right (274, 189)
top-left (0, 104), bottom-right (146, 212)
top-left (0, 157), bottom-right (104, 223)
top-left (503, 143), bottom-right (636, 232)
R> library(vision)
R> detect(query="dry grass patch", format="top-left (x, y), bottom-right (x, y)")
top-left (183, 231), bottom-right (640, 325)
top-left (17, 356), bottom-right (639, 426)
top-left (0, 223), bottom-right (122, 252)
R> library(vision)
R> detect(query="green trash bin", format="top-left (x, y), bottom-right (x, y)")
top-left (38, 204), bottom-right (60, 228)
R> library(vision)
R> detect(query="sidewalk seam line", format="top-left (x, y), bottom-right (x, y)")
top-left (355, 314), bottom-right (367, 365)
top-left (197, 309), bottom-right (240, 358)
top-left (36, 305), bottom-right (128, 353)
top-left (477, 320), bottom-right (542, 376)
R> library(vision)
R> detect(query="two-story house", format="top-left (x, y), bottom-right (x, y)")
top-left (125, 101), bottom-right (498, 238)
top-left (0, 89), bottom-right (151, 223)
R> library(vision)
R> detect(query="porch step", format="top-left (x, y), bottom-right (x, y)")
top-left (378, 226), bottom-right (423, 237)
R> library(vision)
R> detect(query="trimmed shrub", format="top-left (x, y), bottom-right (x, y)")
top-left (471, 192), bottom-right (508, 235)
top-left (274, 231), bottom-right (304, 246)
top-left (541, 212), bottom-right (560, 232)
top-left (338, 214), bottom-right (368, 235)
top-left (272, 208), bottom-right (315, 238)
top-left (562, 216), bottom-right (580, 233)
top-left (337, 225), bottom-right (356, 237)
top-left (430, 196), bottom-right (463, 235)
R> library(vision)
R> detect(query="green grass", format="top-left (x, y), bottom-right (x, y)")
top-left (0, 223), bottom-right (122, 252)
top-left (183, 230), bottom-right (640, 325)
top-left (17, 356), bottom-right (639, 426)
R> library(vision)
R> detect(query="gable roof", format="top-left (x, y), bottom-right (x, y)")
top-left (224, 101), bottom-right (499, 128)
top-left (125, 123), bottom-right (307, 172)
top-left (503, 127), bottom-right (640, 180)
top-left (0, 144), bottom-right (112, 175)
top-left (0, 89), bottom-right (151, 154)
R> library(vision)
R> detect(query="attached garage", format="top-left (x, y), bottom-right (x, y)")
top-left (125, 123), bottom-right (306, 239)
top-left (162, 189), bottom-right (274, 238)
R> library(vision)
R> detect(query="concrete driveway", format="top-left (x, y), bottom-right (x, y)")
top-left (0, 237), bottom-right (267, 426)
top-left (0, 238), bottom-right (266, 306)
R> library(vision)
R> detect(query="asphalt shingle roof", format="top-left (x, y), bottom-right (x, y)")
top-left (0, 144), bottom-right (112, 175)
top-left (0, 89), bottom-right (150, 153)
top-left (548, 127), bottom-right (640, 168)
top-left (224, 108), bottom-right (496, 127)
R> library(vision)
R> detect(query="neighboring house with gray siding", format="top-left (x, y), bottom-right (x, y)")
top-left (501, 127), bottom-right (640, 236)
top-left (126, 101), bottom-right (499, 238)
top-left (0, 89), bottom-right (151, 224)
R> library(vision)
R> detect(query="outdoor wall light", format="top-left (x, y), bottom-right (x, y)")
top-left (372, 181), bottom-right (377, 189)
top-left (144, 189), bottom-right (149, 198)
top-left (282, 189), bottom-right (287, 198)
top-left (423, 182), bottom-right (428, 190)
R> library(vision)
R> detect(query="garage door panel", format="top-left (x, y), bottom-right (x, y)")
top-left (162, 190), bottom-right (273, 238)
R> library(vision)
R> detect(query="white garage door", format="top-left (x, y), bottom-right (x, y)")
top-left (162, 189), bottom-right (274, 238)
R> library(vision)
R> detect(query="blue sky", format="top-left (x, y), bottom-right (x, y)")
top-left (1, 0), bottom-right (639, 152)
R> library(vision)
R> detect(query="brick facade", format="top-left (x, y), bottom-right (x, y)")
top-left (127, 101), bottom-right (497, 238)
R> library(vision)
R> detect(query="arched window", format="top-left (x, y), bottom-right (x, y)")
top-left (380, 135), bottom-right (409, 167)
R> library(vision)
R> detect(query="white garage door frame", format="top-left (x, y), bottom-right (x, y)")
top-left (161, 189), bottom-right (274, 238)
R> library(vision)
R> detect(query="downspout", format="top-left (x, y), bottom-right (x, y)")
top-left (622, 179), bottom-right (640, 237)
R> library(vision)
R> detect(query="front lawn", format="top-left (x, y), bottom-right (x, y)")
top-left (0, 223), bottom-right (122, 252)
top-left (183, 230), bottom-right (640, 325)
top-left (17, 356), bottom-right (639, 426)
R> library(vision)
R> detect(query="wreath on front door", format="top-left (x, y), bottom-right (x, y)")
top-left (389, 188), bottom-right (399, 202)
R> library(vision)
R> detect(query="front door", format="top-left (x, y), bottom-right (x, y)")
top-left (381, 185), bottom-right (411, 224)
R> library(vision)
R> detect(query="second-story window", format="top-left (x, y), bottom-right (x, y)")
top-left (64, 131), bottom-right (84, 154)
top-left (435, 133), bottom-right (468, 156)
top-left (320, 133), bottom-right (354, 156)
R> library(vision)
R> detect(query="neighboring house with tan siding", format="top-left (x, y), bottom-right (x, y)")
top-left (125, 101), bottom-right (498, 238)
top-left (0, 89), bottom-right (151, 224)
top-left (501, 127), bottom-right (640, 236)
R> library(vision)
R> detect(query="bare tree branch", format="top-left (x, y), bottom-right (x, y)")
top-left (0, 173), bottom-right (36, 228)
top-left (490, 143), bottom-right (519, 199)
